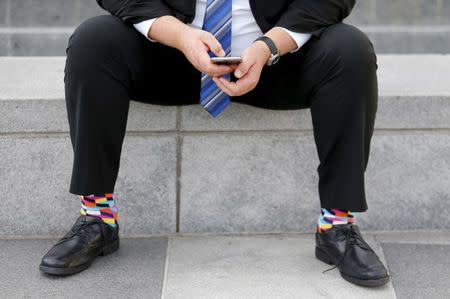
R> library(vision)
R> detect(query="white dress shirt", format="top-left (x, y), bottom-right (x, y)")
top-left (133, 0), bottom-right (312, 56)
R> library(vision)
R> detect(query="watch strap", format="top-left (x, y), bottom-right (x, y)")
top-left (254, 36), bottom-right (280, 65)
top-left (254, 36), bottom-right (278, 56)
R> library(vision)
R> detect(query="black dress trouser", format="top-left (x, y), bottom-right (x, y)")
top-left (65, 15), bottom-right (378, 212)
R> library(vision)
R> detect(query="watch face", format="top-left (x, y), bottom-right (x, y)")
top-left (268, 53), bottom-right (280, 66)
top-left (273, 55), bottom-right (280, 64)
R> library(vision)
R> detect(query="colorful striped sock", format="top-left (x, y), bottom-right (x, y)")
top-left (80, 193), bottom-right (118, 228)
top-left (317, 208), bottom-right (354, 233)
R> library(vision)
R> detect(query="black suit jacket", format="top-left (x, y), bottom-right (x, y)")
top-left (96, 0), bottom-right (355, 37)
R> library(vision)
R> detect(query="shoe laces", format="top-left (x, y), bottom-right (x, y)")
top-left (322, 225), bottom-right (372, 274)
top-left (54, 218), bottom-right (99, 246)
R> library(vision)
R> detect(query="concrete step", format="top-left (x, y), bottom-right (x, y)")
top-left (2, 26), bottom-right (450, 56)
top-left (346, 0), bottom-right (450, 26)
top-left (0, 0), bottom-right (104, 27)
top-left (1, 0), bottom-right (447, 28)
top-left (0, 0), bottom-right (449, 55)
top-left (344, 0), bottom-right (450, 54)
top-left (360, 26), bottom-right (450, 54)
top-left (0, 55), bottom-right (449, 237)
top-left (0, 0), bottom-right (104, 56)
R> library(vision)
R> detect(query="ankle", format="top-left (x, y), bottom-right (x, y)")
top-left (317, 208), bottom-right (355, 232)
top-left (80, 193), bottom-right (118, 228)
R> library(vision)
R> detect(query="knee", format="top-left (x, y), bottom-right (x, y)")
top-left (66, 15), bottom-right (124, 60)
top-left (65, 15), bottom-right (133, 82)
top-left (318, 23), bottom-right (377, 73)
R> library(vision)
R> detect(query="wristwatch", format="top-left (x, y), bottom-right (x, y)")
top-left (254, 36), bottom-right (281, 66)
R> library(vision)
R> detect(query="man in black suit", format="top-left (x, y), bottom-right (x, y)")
top-left (40, 0), bottom-right (390, 287)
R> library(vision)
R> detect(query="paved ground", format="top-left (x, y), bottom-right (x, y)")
top-left (0, 230), bottom-right (449, 299)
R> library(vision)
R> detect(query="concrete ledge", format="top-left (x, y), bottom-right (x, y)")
top-left (1, 96), bottom-right (449, 133)
top-left (1, 56), bottom-right (449, 133)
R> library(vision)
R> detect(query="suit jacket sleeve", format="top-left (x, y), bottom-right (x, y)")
top-left (96, 0), bottom-right (174, 24)
top-left (275, 0), bottom-right (356, 36)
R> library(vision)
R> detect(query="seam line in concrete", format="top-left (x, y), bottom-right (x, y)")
top-left (1, 26), bottom-right (450, 36)
top-left (4, 0), bottom-right (11, 56)
top-left (369, 0), bottom-right (376, 21)
top-left (2, 230), bottom-right (449, 240)
top-left (379, 240), bottom-right (450, 245)
top-left (373, 234), bottom-right (399, 299)
top-left (2, 26), bottom-right (450, 34)
top-left (0, 27), bottom-right (75, 34)
top-left (161, 236), bottom-right (171, 299)
top-left (175, 107), bottom-right (182, 233)
top-left (1, 128), bottom-right (450, 137)
top-left (6, 33), bottom-right (11, 56)
top-left (5, 0), bottom-right (10, 27)
top-left (358, 25), bottom-right (450, 33)
top-left (1, 95), bottom-right (448, 100)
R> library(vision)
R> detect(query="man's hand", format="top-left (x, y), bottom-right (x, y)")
top-left (212, 41), bottom-right (270, 97)
top-left (149, 16), bottom-right (237, 77)
top-left (178, 27), bottom-right (238, 77)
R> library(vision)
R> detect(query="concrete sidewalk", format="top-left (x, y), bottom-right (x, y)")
top-left (1, 230), bottom-right (449, 298)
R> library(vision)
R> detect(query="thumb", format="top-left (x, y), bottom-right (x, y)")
top-left (235, 56), bottom-right (253, 79)
top-left (201, 32), bottom-right (225, 57)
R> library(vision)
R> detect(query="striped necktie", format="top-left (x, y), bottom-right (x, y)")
top-left (200, 0), bottom-right (232, 117)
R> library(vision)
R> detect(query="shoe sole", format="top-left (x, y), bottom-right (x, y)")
top-left (315, 246), bottom-right (390, 287)
top-left (39, 238), bottom-right (120, 276)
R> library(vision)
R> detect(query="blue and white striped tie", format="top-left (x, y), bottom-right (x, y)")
top-left (200, 0), bottom-right (232, 117)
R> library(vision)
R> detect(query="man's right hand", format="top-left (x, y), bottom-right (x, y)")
top-left (149, 16), bottom-right (235, 77)
top-left (177, 27), bottom-right (237, 77)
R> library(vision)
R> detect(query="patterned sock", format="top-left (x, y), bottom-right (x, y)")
top-left (80, 193), bottom-right (118, 228)
top-left (317, 208), bottom-right (354, 233)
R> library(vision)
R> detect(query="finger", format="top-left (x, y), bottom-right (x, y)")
top-left (234, 55), bottom-right (254, 79)
top-left (198, 51), bottom-right (232, 76)
top-left (207, 64), bottom-right (233, 77)
top-left (212, 77), bottom-right (234, 96)
top-left (218, 77), bottom-right (241, 95)
top-left (240, 64), bottom-right (261, 85)
top-left (201, 32), bottom-right (225, 57)
top-left (228, 64), bottom-right (240, 72)
top-left (212, 77), bottom-right (235, 96)
top-left (223, 65), bottom-right (259, 95)
top-left (212, 64), bottom-right (239, 77)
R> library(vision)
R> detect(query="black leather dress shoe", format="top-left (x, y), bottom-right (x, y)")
top-left (315, 223), bottom-right (390, 287)
top-left (39, 215), bottom-right (120, 276)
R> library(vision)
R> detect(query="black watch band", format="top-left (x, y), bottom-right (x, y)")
top-left (254, 36), bottom-right (280, 66)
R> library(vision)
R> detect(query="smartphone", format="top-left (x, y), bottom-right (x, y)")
top-left (211, 56), bottom-right (242, 64)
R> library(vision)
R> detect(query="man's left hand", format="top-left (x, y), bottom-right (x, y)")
top-left (212, 41), bottom-right (271, 97)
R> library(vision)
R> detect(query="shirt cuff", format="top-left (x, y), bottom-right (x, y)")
top-left (276, 27), bottom-right (312, 53)
top-left (133, 18), bottom-right (158, 42)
